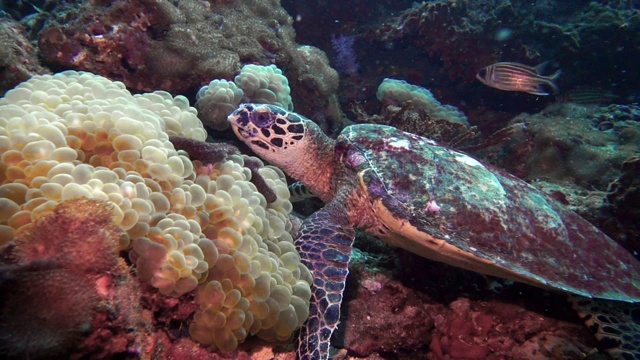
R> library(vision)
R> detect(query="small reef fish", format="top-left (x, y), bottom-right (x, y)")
top-left (556, 87), bottom-right (618, 105)
top-left (476, 62), bottom-right (561, 96)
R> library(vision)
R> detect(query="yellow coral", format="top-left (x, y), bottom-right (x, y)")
top-left (0, 71), bottom-right (311, 352)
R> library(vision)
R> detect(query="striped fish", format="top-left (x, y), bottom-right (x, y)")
top-left (476, 62), bottom-right (561, 96)
top-left (556, 87), bottom-right (618, 104)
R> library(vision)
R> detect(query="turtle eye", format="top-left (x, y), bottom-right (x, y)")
top-left (250, 108), bottom-right (276, 128)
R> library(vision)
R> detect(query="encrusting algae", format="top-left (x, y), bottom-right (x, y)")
top-left (0, 71), bottom-right (312, 355)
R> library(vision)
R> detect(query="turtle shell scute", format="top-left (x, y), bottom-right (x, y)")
top-left (337, 124), bottom-right (640, 301)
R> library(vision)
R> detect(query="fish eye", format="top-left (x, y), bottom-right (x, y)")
top-left (478, 68), bottom-right (486, 76)
top-left (250, 108), bottom-right (275, 128)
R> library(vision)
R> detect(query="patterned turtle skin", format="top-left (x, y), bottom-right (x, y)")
top-left (228, 103), bottom-right (640, 359)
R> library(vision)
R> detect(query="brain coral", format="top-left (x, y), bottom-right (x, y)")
top-left (0, 71), bottom-right (312, 352)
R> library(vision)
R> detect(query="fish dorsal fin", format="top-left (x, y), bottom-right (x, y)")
top-left (534, 61), bottom-right (549, 74)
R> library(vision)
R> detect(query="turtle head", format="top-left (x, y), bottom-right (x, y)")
top-left (228, 104), bottom-right (338, 201)
top-left (228, 103), bottom-right (307, 164)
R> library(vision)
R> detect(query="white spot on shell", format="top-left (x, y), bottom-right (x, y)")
top-left (425, 200), bottom-right (441, 214)
top-left (387, 138), bottom-right (411, 150)
top-left (453, 152), bottom-right (484, 168)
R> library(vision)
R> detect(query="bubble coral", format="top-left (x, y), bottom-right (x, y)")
top-left (234, 64), bottom-right (293, 112)
top-left (196, 64), bottom-right (294, 131)
top-left (0, 70), bottom-right (205, 249)
top-left (195, 80), bottom-right (244, 131)
top-left (0, 71), bottom-right (312, 352)
top-left (376, 78), bottom-right (468, 127)
top-left (185, 157), bottom-right (312, 351)
top-left (170, 136), bottom-right (277, 203)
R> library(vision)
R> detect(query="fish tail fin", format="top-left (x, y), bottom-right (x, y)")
top-left (546, 69), bottom-right (562, 94)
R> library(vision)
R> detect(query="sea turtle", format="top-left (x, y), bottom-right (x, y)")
top-left (227, 103), bottom-right (640, 359)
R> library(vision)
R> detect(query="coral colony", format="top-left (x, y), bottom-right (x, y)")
top-left (0, 71), bottom-right (311, 357)
top-left (1, 0), bottom-right (640, 359)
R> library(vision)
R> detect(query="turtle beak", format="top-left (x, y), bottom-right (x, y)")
top-left (228, 106), bottom-right (256, 140)
top-left (228, 106), bottom-right (249, 128)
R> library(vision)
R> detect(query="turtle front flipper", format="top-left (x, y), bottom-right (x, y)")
top-left (294, 201), bottom-right (355, 360)
top-left (570, 295), bottom-right (640, 359)
top-left (289, 181), bottom-right (316, 202)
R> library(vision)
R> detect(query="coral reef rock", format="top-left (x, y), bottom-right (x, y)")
top-left (32, 0), bottom-right (342, 129)
top-left (0, 17), bottom-right (49, 96)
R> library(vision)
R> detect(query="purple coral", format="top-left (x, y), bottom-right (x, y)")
top-left (331, 34), bottom-right (359, 76)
